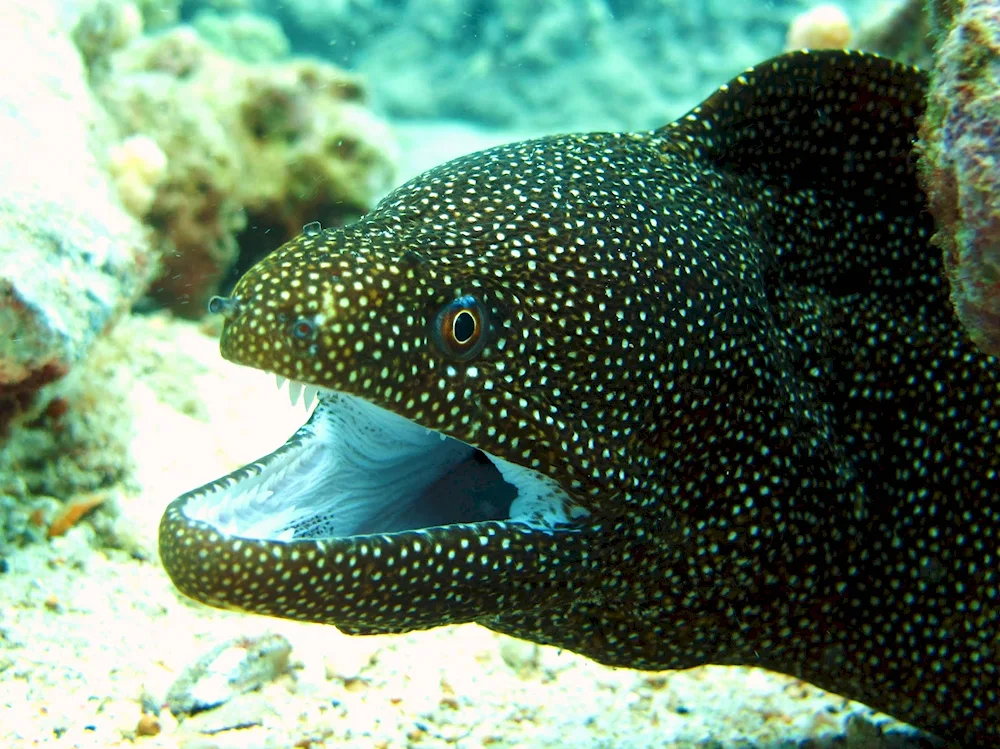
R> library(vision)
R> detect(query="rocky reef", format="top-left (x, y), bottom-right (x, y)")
top-left (0, 1), bottom-right (153, 426)
top-left (0, 0), bottom-right (397, 550)
top-left (92, 19), bottom-right (398, 315)
top-left (919, 0), bottom-right (1000, 356)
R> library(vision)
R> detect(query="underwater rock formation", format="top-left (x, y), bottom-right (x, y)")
top-left (0, 1), bottom-right (153, 404)
top-left (1, 0), bottom-right (398, 551)
top-left (94, 26), bottom-right (398, 315)
top-left (0, 318), bottom-right (141, 548)
top-left (919, 0), bottom-right (1000, 356)
top-left (0, 1), bottom-right (158, 553)
top-left (854, 0), bottom-right (934, 68)
top-left (108, 135), bottom-right (169, 217)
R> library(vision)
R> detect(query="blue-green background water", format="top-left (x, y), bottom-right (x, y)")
top-left (183, 0), bottom-right (880, 131)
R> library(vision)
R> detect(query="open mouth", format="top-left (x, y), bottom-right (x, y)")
top-left (179, 377), bottom-right (590, 542)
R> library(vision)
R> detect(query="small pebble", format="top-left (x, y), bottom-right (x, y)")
top-left (136, 713), bottom-right (160, 736)
top-left (497, 637), bottom-right (540, 675)
top-left (166, 632), bottom-right (292, 715)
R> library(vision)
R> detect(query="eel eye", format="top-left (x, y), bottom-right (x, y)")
top-left (291, 317), bottom-right (317, 340)
top-left (433, 296), bottom-right (489, 360)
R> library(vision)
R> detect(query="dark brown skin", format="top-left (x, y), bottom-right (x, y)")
top-left (161, 51), bottom-right (1000, 744)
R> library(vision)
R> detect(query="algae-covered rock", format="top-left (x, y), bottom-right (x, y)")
top-left (0, 1), bottom-right (154, 400)
top-left (0, 316), bottom-right (137, 552)
top-left (2, 0), bottom-right (397, 549)
top-left (0, 320), bottom-right (138, 500)
top-left (0, 309), bottom-right (222, 552)
top-left (95, 26), bottom-right (398, 315)
top-left (918, 0), bottom-right (1000, 356)
top-left (72, 0), bottom-right (144, 76)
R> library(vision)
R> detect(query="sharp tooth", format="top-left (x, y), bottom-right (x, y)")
top-left (287, 379), bottom-right (303, 407)
top-left (275, 374), bottom-right (287, 390)
top-left (302, 385), bottom-right (319, 410)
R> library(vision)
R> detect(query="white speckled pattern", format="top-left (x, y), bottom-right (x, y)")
top-left (161, 50), bottom-right (1000, 744)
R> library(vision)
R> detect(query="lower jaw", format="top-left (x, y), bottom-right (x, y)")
top-left (158, 483), bottom-right (598, 633)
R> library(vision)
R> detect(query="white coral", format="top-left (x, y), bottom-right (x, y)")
top-left (108, 134), bottom-right (168, 216)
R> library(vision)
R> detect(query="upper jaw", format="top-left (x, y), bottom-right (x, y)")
top-left (273, 374), bottom-right (323, 411)
top-left (177, 378), bottom-right (590, 543)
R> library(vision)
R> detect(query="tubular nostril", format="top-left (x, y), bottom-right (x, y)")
top-left (208, 295), bottom-right (241, 320)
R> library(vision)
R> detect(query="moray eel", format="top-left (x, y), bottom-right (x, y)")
top-left (159, 50), bottom-right (1000, 744)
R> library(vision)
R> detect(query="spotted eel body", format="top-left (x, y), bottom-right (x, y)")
top-left (160, 50), bottom-right (1000, 744)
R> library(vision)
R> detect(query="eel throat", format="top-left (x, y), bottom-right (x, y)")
top-left (180, 388), bottom-right (586, 542)
top-left (160, 50), bottom-right (1000, 745)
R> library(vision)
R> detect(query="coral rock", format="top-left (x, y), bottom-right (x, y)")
top-left (108, 135), bottom-right (169, 217)
top-left (918, 0), bottom-right (1000, 356)
top-left (96, 28), bottom-right (398, 316)
top-left (0, 2), bottom-right (153, 396)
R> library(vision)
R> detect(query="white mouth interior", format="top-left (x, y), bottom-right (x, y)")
top-left (181, 379), bottom-right (589, 541)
